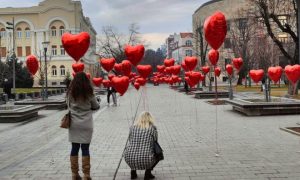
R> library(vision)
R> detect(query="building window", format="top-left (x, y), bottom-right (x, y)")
top-left (60, 45), bottom-right (65, 55)
top-left (224, 38), bottom-right (231, 49)
top-left (52, 45), bottom-right (57, 56)
top-left (17, 46), bottom-right (22, 57)
top-left (278, 15), bottom-right (287, 25)
top-left (238, 18), bottom-right (247, 30)
top-left (60, 82), bottom-right (66, 85)
top-left (17, 27), bottom-right (22, 38)
top-left (185, 40), bottom-right (192, 46)
top-left (52, 66), bottom-right (57, 76)
top-left (51, 26), bottom-right (57, 37)
top-left (60, 65), bottom-right (65, 76)
top-left (0, 28), bottom-right (6, 38)
top-left (25, 46), bottom-right (31, 56)
top-left (0, 47), bottom-right (6, 57)
top-left (185, 50), bottom-right (193, 57)
top-left (52, 82), bottom-right (57, 86)
top-left (227, 20), bottom-right (230, 31)
top-left (59, 26), bottom-right (65, 36)
top-left (25, 27), bottom-right (30, 38)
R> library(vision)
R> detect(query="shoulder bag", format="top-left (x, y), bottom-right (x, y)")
top-left (60, 97), bottom-right (71, 129)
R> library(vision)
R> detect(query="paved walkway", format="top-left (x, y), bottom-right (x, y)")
top-left (0, 85), bottom-right (300, 180)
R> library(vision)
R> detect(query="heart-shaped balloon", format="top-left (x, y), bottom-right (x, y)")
top-left (137, 65), bottom-right (152, 78)
top-left (102, 79), bottom-right (111, 88)
top-left (164, 58), bottom-right (175, 67)
top-left (208, 49), bottom-right (219, 66)
top-left (136, 77), bottom-right (147, 86)
top-left (92, 77), bottom-right (103, 87)
top-left (61, 32), bottom-right (90, 62)
top-left (100, 58), bottom-right (116, 72)
top-left (157, 65), bottom-right (165, 73)
top-left (72, 63), bottom-right (85, 73)
top-left (121, 60), bottom-right (132, 76)
top-left (232, 58), bottom-right (243, 71)
top-left (114, 63), bottom-right (123, 74)
top-left (181, 61), bottom-right (189, 71)
top-left (184, 57), bottom-right (198, 71)
top-left (214, 67), bottom-right (221, 77)
top-left (26, 55), bottom-right (39, 75)
top-left (108, 74), bottom-right (116, 81)
top-left (125, 45), bottom-right (145, 66)
top-left (134, 82), bottom-right (140, 90)
top-left (201, 66), bottom-right (210, 75)
top-left (268, 66), bottom-right (283, 83)
top-left (249, 69), bottom-right (264, 83)
top-left (112, 76), bottom-right (130, 96)
top-left (165, 67), bottom-right (172, 74)
top-left (186, 77), bottom-right (197, 88)
top-left (172, 65), bottom-right (181, 75)
top-left (204, 11), bottom-right (227, 50)
top-left (226, 64), bottom-right (233, 76)
top-left (189, 71), bottom-right (202, 85)
top-left (284, 65), bottom-right (300, 84)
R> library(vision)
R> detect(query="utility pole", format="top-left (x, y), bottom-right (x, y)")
top-left (6, 17), bottom-right (15, 94)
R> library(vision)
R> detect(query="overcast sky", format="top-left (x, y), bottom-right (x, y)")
top-left (0, 0), bottom-right (208, 49)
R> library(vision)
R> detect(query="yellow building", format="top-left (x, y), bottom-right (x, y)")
top-left (0, 0), bottom-right (98, 87)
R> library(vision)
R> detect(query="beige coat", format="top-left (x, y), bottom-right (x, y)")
top-left (68, 95), bottom-right (100, 144)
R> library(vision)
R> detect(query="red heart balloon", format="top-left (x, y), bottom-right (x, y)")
top-left (125, 45), bottom-right (145, 66)
top-left (112, 76), bottom-right (130, 96)
top-left (226, 64), bottom-right (233, 76)
top-left (92, 77), bottom-right (103, 87)
top-left (181, 61), bottom-right (189, 72)
top-left (232, 58), bottom-right (243, 71)
top-left (100, 58), bottom-right (116, 72)
top-left (268, 66), bottom-right (283, 83)
top-left (184, 56), bottom-right (198, 71)
top-left (186, 77), bottom-right (197, 88)
top-left (214, 67), bottom-right (221, 77)
top-left (86, 73), bottom-right (91, 79)
top-left (165, 67), bottom-right (172, 74)
top-left (204, 11), bottom-right (227, 50)
top-left (172, 65), bottom-right (181, 75)
top-left (102, 80), bottom-right (111, 88)
top-left (72, 63), bottom-right (85, 73)
top-left (164, 58), bottom-right (175, 67)
top-left (157, 65), bottom-right (165, 73)
top-left (136, 77), bottom-right (147, 86)
top-left (134, 82), bottom-right (140, 90)
top-left (108, 74), bottom-right (116, 81)
top-left (61, 32), bottom-right (90, 62)
top-left (208, 49), bottom-right (219, 66)
top-left (121, 60), bottom-right (132, 76)
top-left (249, 69), bottom-right (264, 83)
top-left (189, 71), bottom-right (202, 85)
top-left (284, 65), bottom-right (300, 84)
top-left (137, 65), bottom-right (152, 78)
top-left (201, 66), bottom-right (210, 75)
top-left (26, 55), bottom-right (39, 75)
top-left (114, 63), bottom-right (123, 73)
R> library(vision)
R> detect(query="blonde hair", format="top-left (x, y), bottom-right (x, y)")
top-left (134, 111), bottom-right (155, 129)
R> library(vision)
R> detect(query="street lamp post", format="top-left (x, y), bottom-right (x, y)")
top-left (42, 41), bottom-right (50, 99)
top-left (6, 18), bottom-right (15, 95)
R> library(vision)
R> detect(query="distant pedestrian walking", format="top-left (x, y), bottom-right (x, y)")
top-left (184, 80), bottom-right (189, 93)
top-left (107, 86), bottom-right (117, 106)
top-left (124, 112), bottom-right (161, 180)
top-left (67, 72), bottom-right (100, 180)
top-left (3, 79), bottom-right (12, 99)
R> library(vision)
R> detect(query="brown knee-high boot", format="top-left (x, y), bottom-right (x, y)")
top-left (82, 156), bottom-right (91, 180)
top-left (70, 156), bottom-right (82, 180)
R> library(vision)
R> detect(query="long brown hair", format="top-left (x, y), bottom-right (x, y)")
top-left (67, 72), bottom-right (93, 102)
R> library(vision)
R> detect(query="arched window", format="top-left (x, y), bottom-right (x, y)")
top-left (25, 27), bottom-right (30, 38)
top-left (60, 65), bottom-right (65, 76)
top-left (186, 40), bottom-right (192, 46)
top-left (17, 27), bottom-right (22, 38)
top-left (0, 28), bottom-right (6, 38)
top-left (52, 65), bottom-right (57, 76)
top-left (51, 26), bottom-right (56, 37)
top-left (59, 26), bottom-right (65, 36)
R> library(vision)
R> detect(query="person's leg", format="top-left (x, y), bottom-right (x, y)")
top-left (112, 92), bottom-right (117, 105)
top-left (81, 144), bottom-right (91, 180)
top-left (70, 143), bottom-right (81, 180)
top-left (131, 169), bottom-right (137, 179)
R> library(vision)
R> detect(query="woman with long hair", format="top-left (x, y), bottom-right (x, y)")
top-left (67, 72), bottom-right (100, 180)
top-left (124, 112), bottom-right (160, 180)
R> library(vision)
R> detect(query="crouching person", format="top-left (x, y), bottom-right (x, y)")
top-left (124, 112), bottom-right (161, 180)
top-left (67, 72), bottom-right (100, 180)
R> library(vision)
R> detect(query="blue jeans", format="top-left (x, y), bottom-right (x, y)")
top-left (71, 143), bottom-right (90, 156)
